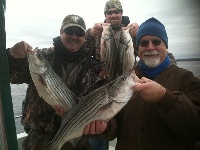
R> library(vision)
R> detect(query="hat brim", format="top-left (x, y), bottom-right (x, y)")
top-left (62, 24), bottom-right (86, 32)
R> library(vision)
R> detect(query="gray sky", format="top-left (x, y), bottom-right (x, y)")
top-left (5, 0), bottom-right (200, 59)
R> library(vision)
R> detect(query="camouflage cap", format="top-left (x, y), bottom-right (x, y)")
top-left (61, 14), bottom-right (86, 32)
top-left (104, 0), bottom-right (123, 14)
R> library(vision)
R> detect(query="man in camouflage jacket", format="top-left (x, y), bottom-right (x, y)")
top-left (7, 14), bottom-right (107, 150)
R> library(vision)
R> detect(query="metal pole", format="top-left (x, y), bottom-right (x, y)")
top-left (0, 95), bottom-right (8, 150)
top-left (0, 0), bottom-right (19, 149)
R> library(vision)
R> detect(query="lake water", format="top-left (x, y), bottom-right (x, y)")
top-left (11, 61), bottom-right (200, 134)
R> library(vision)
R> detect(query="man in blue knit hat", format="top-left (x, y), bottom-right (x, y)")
top-left (135, 17), bottom-right (170, 75)
top-left (136, 17), bottom-right (168, 50)
top-left (83, 17), bottom-right (200, 150)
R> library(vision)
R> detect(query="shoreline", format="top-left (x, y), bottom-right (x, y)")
top-left (176, 58), bottom-right (200, 62)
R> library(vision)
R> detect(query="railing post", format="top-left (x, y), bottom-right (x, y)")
top-left (0, 0), bottom-right (19, 149)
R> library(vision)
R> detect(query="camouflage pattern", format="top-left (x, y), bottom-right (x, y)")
top-left (7, 47), bottom-right (107, 150)
top-left (85, 29), bottom-right (102, 61)
top-left (61, 14), bottom-right (86, 32)
top-left (104, 0), bottom-right (122, 14)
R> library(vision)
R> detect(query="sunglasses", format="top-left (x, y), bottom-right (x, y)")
top-left (106, 9), bottom-right (121, 15)
top-left (64, 28), bottom-right (85, 37)
top-left (139, 39), bottom-right (162, 47)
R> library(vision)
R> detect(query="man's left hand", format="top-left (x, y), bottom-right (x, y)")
top-left (127, 22), bottom-right (139, 37)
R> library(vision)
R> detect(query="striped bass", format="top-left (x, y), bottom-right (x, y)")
top-left (100, 25), bottom-right (135, 81)
top-left (27, 48), bottom-right (77, 113)
top-left (49, 71), bottom-right (139, 150)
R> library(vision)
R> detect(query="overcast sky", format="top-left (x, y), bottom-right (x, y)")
top-left (5, 0), bottom-right (200, 59)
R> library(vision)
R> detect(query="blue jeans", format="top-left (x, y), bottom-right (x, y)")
top-left (89, 137), bottom-right (109, 150)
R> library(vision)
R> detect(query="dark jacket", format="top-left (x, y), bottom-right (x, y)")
top-left (7, 43), bottom-right (107, 150)
top-left (103, 63), bottom-right (200, 150)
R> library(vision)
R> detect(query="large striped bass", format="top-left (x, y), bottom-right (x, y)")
top-left (49, 71), bottom-right (139, 150)
top-left (27, 48), bottom-right (77, 113)
top-left (100, 25), bottom-right (135, 81)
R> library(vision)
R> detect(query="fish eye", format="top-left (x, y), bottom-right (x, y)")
top-left (121, 72), bottom-right (130, 80)
top-left (121, 77), bottom-right (126, 80)
top-left (121, 75), bottom-right (128, 80)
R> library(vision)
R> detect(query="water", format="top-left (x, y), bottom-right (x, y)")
top-left (177, 61), bottom-right (200, 78)
top-left (11, 61), bottom-right (200, 134)
top-left (11, 84), bottom-right (28, 134)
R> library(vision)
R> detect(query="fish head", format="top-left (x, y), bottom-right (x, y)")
top-left (97, 71), bottom-right (139, 121)
top-left (101, 24), bottom-right (111, 40)
top-left (27, 48), bottom-right (48, 75)
top-left (108, 71), bottom-right (139, 103)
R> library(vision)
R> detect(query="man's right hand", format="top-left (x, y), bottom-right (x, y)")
top-left (10, 41), bottom-right (33, 58)
top-left (90, 23), bottom-right (109, 37)
top-left (83, 120), bottom-right (107, 135)
top-left (54, 106), bottom-right (65, 117)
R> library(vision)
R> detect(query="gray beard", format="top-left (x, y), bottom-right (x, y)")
top-left (143, 57), bottom-right (160, 68)
top-left (142, 50), bottom-right (161, 68)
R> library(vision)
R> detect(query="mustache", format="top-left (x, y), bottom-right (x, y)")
top-left (67, 38), bottom-right (78, 43)
top-left (144, 50), bottom-right (159, 56)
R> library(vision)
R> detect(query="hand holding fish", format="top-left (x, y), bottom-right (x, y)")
top-left (10, 41), bottom-right (33, 58)
top-left (54, 106), bottom-right (65, 117)
top-left (91, 23), bottom-right (110, 37)
top-left (133, 77), bottom-right (166, 102)
top-left (83, 120), bottom-right (107, 135)
top-left (127, 22), bottom-right (139, 37)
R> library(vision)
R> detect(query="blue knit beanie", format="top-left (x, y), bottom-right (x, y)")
top-left (136, 17), bottom-right (168, 51)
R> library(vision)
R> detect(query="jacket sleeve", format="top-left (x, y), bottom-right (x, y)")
top-left (157, 70), bottom-right (200, 141)
top-left (85, 28), bottom-right (96, 57)
top-left (85, 28), bottom-right (102, 61)
top-left (7, 48), bottom-right (32, 84)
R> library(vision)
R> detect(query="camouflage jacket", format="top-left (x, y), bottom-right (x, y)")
top-left (7, 46), bottom-right (107, 149)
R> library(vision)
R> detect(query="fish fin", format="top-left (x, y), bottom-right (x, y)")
top-left (97, 102), bottom-right (118, 120)
top-left (72, 135), bottom-right (89, 148)
top-left (35, 76), bottom-right (48, 97)
top-left (69, 138), bottom-right (80, 148)
top-left (38, 75), bottom-right (46, 86)
top-left (32, 74), bottom-right (48, 98)
top-left (99, 67), bottom-right (110, 80)
top-left (69, 135), bottom-right (87, 148)
top-left (99, 102), bottom-right (112, 112)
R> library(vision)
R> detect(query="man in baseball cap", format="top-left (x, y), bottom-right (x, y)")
top-left (104, 0), bottom-right (123, 16)
top-left (8, 14), bottom-right (108, 150)
top-left (61, 14), bottom-right (86, 32)
top-left (85, 0), bottom-right (139, 61)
